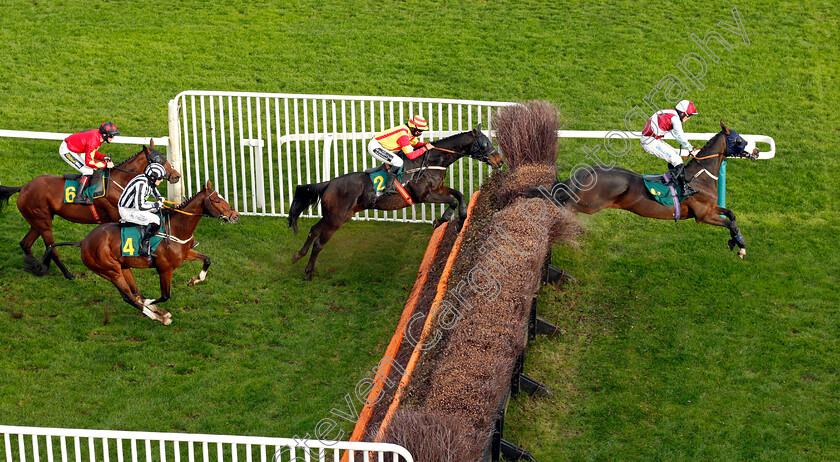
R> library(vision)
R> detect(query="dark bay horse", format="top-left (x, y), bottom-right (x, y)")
top-left (534, 121), bottom-right (758, 258)
top-left (288, 127), bottom-right (503, 280)
top-left (32, 181), bottom-right (239, 325)
top-left (0, 141), bottom-right (181, 279)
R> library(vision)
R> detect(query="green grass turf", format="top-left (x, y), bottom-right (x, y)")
top-left (1, 0), bottom-right (839, 460)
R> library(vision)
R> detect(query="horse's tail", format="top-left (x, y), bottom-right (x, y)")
top-left (0, 185), bottom-right (22, 214)
top-left (24, 241), bottom-right (81, 277)
top-left (288, 181), bottom-right (330, 234)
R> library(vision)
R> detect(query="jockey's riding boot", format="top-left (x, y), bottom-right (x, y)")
top-left (72, 175), bottom-right (92, 204)
top-left (376, 169), bottom-right (398, 198)
top-left (674, 164), bottom-right (698, 197)
top-left (138, 222), bottom-right (161, 257)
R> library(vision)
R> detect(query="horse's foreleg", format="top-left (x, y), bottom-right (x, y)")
top-left (292, 220), bottom-right (324, 264)
top-left (701, 207), bottom-right (746, 259)
top-left (185, 249), bottom-right (211, 286)
top-left (423, 188), bottom-right (461, 229)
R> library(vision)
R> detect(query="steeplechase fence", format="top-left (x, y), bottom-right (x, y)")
top-left (0, 425), bottom-right (413, 462)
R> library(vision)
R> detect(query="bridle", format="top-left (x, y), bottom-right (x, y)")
top-left (687, 130), bottom-right (756, 181)
top-left (112, 150), bottom-right (175, 180)
top-left (162, 189), bottom-right (233, 220)
top-left (404, 133), bottom-right (495, 182)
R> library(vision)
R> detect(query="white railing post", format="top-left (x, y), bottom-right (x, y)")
top-left (168, 98), bottom-right (184, 202)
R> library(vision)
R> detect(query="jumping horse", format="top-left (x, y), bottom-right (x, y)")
top-left (0, 141), bottom-right (181, 279)
top-left (288, 126), bottom-right (503, 280)
top-left (32, 181), bottom-right (239, 325)
top-left (533, 121), bottom-right (759, 258)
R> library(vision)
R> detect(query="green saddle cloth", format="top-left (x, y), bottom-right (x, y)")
top-left (120, 225), bottom-right (165, 257)
top-left (63, 172), bottom-right (107, 203)
top-left (369, 170), bottom-right (389, 193)
top-left (643, 178), bottom-right (684, 206)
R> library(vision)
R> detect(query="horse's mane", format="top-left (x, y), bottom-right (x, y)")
top-left (431, 130), bottom-right (473, 148)
top-left (114, 146), bottom-right (166, 167)
top-left (160, 188), bottom-right (206, 217)
top-left (695, 131), bottom-right (725, 157)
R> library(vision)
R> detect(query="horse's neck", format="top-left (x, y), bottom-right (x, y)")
top-left (686, 135), bottom-right (724, 180)
top-left (429, 134), bottom-right (470, 167)
top-left (111, 155), bottom-right (145, 182)
top-left (169, 197), bottom-right (204, 237)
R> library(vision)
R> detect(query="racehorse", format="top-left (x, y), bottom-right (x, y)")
top-left (532, 121), bottom-right (759, 258)
top-left (0, 141), bottom-right (181, 279)
top-left (288, 126), bottom-right (503, 280)
top-left (32, 181), bottom-right (239, 325)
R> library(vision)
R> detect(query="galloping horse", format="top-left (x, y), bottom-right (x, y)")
top-left (533, 121), bottom-right (758, 257)
top-left (0, 141), bottom-right (181, 279)
top-left (32, 181), bottom-right (239, 325)
top-left (288, 126), bottom-right (503, 280)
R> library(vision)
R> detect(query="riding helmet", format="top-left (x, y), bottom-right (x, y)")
top-left (144, 163), bottom-right (167, 182)
top-left (99, 122), bottom-right (120, 138)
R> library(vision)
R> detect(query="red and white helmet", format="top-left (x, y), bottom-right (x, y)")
top-left (407, 115), bottom-right (429, 132)
top-left (675, 100), bottom-right (698, 116)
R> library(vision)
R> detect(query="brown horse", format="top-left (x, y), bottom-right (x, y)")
top-left (532, 121), bottom-right (759, 258)
top-left (288, 127), bottom-right (503, 280)
top-left (0, 141), bottom-right (181, 279)
top-left (32, 181), bottom-right (239, 325)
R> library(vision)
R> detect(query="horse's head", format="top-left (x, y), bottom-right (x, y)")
top-left (469, 125), bottom-right (504, 169)
top-left (143, 140), bottom-right (182, 184)
top-left (201, 180), bottom-right (240, 223)
top-left (720, 121), bottom-right (759, 160)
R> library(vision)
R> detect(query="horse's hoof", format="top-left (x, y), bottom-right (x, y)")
top-left (164, 312), bottom-right (172, 319)
top-left (727, 239), bottom-right (736, 251)
top-left (64, 273), bottom-right (76, 281)
top-left (303, 273), bottom-right (313, 281)
top-left (738, 248), bottom-right (746, 259)
top-left (188, 278), bottom-right (198, 286)
top-left (291, 253), bottom-right (301, 264)
top-left (162, 317), bottom-right (172, 326)
top-left (432, 219), bottom-right (445, 229)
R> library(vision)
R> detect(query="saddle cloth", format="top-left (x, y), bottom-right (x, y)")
top-left (62, 170), bottom-right (108, 203)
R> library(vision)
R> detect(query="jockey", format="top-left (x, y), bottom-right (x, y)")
top-left (118, 163), bottom-right (166, 257)
top-left (60, 122), bottom-right (119, 204)
top-left (367, 115), bottom-right (434, 197)
top-left (640, 100), bottom-right (699, 197)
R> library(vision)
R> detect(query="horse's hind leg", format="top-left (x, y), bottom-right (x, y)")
top-left (38, 224), bottom-right (75, 280)
top-left (292, 219), bottom-right (324, 264)
top-left (304, 215), bottom-right (351, 281)
top-left (20, 227), bottom-right (50, 275)
top-left (122, 268), bottom-right (142, 299)
top-left (103, 269), bottom-right (167, 324)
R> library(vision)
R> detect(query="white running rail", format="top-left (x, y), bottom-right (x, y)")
top-left (0, 425), bottom-right (413, 462)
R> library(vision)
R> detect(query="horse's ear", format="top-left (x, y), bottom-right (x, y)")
top-left (142, 145), bottom-right (149, 153)
top-left (473, 123), bottom-right (482, 135)
top-left (720, 120), bottom-right (731, 135)
top-left (150, 138), bottom-right (155, 148)
top-left (205, 180), bottom-right (213, 190)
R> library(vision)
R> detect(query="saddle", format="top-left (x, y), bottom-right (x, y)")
top-left (642, 173), bottom-right (668, 184)
top-left (62, 170), bottom-right (109, 203)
